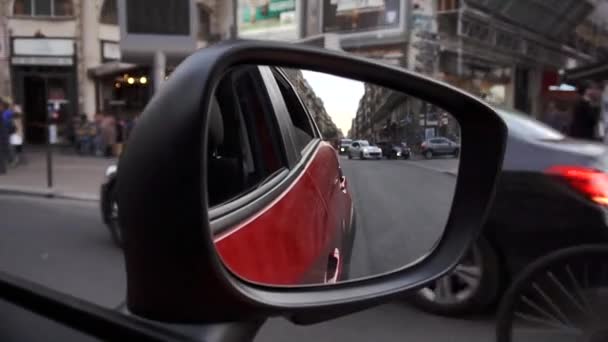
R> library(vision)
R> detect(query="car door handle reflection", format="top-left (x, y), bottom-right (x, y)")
top-left (339, 176), bottom-right (347, 192)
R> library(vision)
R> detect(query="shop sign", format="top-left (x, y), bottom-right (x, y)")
top-left (11, 56), bottom-right (73, 66)
top-left (238, 0), bottom-right (298, 40)
top-left (323, 0), bottom-right (401, 34)
top-left (103, 42), bottom-right (121, 61)
top-left (13, 38), bottom-right (74, 56)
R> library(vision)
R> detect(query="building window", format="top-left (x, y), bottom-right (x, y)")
top-left (437, 0), bottom-right (459, 12)
top-left (100, 0), bottom-right (118, 25)
top-left (13, 0), bottom-right (73, 17)
top-left (198, 6), bottom-right (211, 40)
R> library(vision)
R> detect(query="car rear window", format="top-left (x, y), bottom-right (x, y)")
top-left (497, 109), bottom-right (565, 141)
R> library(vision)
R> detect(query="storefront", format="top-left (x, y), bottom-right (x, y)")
top-left (10, 37), bottom-right (78, 144)
top-left (439, 51), bottom-right (513, 106)
top-left (89, 40), bottom-right (151, 119)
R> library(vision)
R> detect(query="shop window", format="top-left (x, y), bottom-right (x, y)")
top-left (438, 0), bottom-right (459, 12)
top-left (100, 0), bottom-right (118, 25)
top-left (13, 0), bottom-right (73, 17)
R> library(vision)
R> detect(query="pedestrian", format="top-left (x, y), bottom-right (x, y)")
top-left (570, 80), bottom-right (602, 140)
top-left (75, 114), bottom-right (95, 155)
top-left (100, 113), bottom-right (117, 157)
top-left (93, 113), bottom-right (104, 156)
top-left (0, 100), bottom-right (10, 174)
top-left (8, 105), bottom-right (24, 166)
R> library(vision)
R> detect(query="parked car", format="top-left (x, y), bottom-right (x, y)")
top-left (100, 165), bottom-right (119, 246)
top-left (339, 138), bottom-right (353, 155)
top-left (100, 65), bottom-right (356, 284)
top-left (410, 107), bottom-right (608, 317)
top-left (348, 140), bottom-right (383, 160)
top-left (376, 141), bottom-right (410, 159)
top-left (420, 137), bottom-right (460, 159)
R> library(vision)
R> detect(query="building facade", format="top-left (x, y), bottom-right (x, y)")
top-left (0, 0), bottom-right (230, 144)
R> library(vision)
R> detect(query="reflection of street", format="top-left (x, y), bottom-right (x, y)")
top-left (340, 157), bottom-right (458, 278)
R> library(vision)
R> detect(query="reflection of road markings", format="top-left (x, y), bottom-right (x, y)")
top-left (403, 161), bottom-right (457, 177)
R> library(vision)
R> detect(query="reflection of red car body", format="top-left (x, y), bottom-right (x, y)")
top-left (215, 142), bottom-right (354, 285)
top-left (216, 143), bottom-right (354, 285)
top-left (210, 66), bottom-right (355, 285)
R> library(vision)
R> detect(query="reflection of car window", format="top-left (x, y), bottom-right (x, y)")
top-left (209, 66), bottom-right (286, 207)
top-left (272, 69), bottom-right (315, 152)
top-left (497, 109), bottom-right (565, 141)
top-left (430, 139), bottom-right (442, 143)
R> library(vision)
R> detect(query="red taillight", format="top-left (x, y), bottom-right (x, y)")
top-left (546, 166), bottom-right (608, 206)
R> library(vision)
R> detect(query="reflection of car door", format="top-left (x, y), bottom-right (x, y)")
top-left (267, 66), bottom-right (348, 282)
top-left (213, 66), bottom-right (333, 285)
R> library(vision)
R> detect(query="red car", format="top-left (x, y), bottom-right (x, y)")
top-left (101, 65), bottom-right (355, 285)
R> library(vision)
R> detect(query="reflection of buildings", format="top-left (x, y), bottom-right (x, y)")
top-left (350, 83), bottom-right (458, 144)
top-left (282, 68), bottom-right (342, 140)
top-left (1, 0), bottom-right (229, 144)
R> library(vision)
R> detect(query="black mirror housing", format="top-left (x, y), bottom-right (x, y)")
top-left (117, 40), bottom-right (507, 324)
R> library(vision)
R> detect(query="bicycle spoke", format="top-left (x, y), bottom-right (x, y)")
top-left (520, 295), bottom-right (565, 327)
top-left (513, 312), bottom-right (582, 335)
top-left (565, 264), bottom-right (592, 315)
top-left (532, 282), bottom-right (573, 327)
top-left (547, 271), bottom-right (589, 317)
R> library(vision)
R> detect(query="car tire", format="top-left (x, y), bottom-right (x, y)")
top-left (453, 148), bottom-right (460, 158)
top-left (424, 150), bottom-right (433, 159)
top-left (106, 185), bottom-right (123, 248)
top-left (409, 237), bottom-right (501, 317)
top-left (360, 151), bottom-right (364, 160)
top-left (348, 153), bottom-right (352, 160)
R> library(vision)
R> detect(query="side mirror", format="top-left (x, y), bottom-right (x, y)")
top-left (117, 40), bottom-right (506, 324)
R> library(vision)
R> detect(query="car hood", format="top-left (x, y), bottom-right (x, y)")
top-left (363, 146), bottom-right (382, 151)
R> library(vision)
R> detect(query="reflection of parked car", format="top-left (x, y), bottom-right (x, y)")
top-left (410, 107), bottom-right (608, 317)
top-left (420, 137), bottom-right (460, 159)
top-left (348, 140), bottom-right (382, 160)
top-left (101, 66), bottom-right (357, 285)
top-left (377, 142), bottom-right (410, 159)
top-left (339, 138), bottom-right (352, 155)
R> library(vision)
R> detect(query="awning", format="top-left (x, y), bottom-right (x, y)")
top-left (87, 61), bottom-right (138, 78)
top-left (562, 61), bottom-right (608, 82)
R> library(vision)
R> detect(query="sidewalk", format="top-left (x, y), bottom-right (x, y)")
top-left (0, 147), bottom-right (117, 201)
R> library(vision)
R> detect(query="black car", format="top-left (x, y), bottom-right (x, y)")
top-left (410, 107), bottom-right (608, 316)
top-left (376, 141), bottom-right (411, 159)
top-left (338, 138), bottom-right (352, 155)
top-left (100, 165), bottom-right (120, 246)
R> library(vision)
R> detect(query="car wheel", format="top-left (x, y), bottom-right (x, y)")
top-left (453, 148), bottom-right (460, 158)
top-left (409, 237), bottom-right (501, 316)
top-left (425, 150), bottom-right (433, 159)
top-left (360, 151), bottom-right (364, 160)
top-left (107, 186), bottom-right (123, 248)
top-left (348, 153), bottom-right (352, 160)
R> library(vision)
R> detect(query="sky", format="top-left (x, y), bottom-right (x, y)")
top-left (301, 70), bottom-right (365, 135)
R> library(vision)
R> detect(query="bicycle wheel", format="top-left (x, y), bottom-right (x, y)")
top-left (496, 245), bottom-right (608, 342)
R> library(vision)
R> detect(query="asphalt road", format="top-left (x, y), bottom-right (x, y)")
top-left (0, 157), bottom-right (493, 342)
top-left (339, 156), bottom-right (458, 279)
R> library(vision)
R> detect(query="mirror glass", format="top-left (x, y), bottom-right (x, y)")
top-left (209, 65), bottom-right (461, 286)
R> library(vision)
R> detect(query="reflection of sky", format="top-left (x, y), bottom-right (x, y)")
top-left (302, 70), bottom-right (364, 136)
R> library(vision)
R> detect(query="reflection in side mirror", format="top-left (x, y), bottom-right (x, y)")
top-left (209, 66), bottom-right (460, 286)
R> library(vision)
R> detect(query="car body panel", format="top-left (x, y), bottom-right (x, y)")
top-left (483, 109), bottom-right (608, 277)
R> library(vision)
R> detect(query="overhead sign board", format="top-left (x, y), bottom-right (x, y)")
top-left (117, 0), bottom-right (198, 64)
